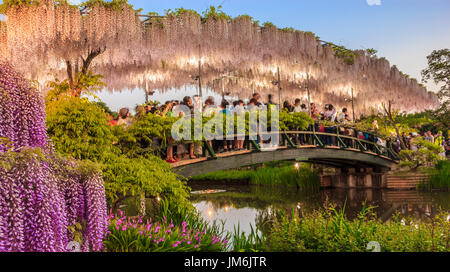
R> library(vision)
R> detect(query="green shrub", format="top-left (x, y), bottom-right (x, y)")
top-left (46, 96), bottom-right (118, 162)
top-left (399, 137), bottom-right (444, 170)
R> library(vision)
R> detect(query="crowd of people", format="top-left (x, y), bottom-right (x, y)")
top-left (105, 93), bottom-right (449, 163)
top-left (392, 130), bottom-right (449, 159)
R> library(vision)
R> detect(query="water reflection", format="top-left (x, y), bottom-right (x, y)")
top-left (189, 181), bottom-right (450, 235)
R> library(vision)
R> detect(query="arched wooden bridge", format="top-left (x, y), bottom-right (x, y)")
top-left (172, 131), bottom-right (399, 177)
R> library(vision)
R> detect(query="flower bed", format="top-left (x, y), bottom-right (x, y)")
top-left (104, 211), bottom-right (228, 252)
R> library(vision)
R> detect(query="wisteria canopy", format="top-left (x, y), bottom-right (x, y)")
top-left (0, 0), bottom-right (439, 115)
top-left (0, 62), bottom-right (107, 252)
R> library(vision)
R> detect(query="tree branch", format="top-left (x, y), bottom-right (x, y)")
top-left (81, 46), bottom-right (107, 75)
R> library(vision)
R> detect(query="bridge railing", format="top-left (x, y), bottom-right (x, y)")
top-left (171, 128), bottom-right (399, 162)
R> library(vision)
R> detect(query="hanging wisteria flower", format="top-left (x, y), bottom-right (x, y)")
top-left (0, 62), bottom-right (108, 252)
top-left (0, 2), bottom-right (438, 115)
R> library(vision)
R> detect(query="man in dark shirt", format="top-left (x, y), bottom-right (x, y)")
top-left (252, 93), bottom-right (262, 107)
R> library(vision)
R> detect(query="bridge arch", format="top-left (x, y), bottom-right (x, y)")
top-left (173, 146), bottom-right (396, 177)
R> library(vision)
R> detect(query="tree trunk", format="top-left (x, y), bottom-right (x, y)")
top-left (383, 101), bottom-right (407, 150)
top-left (66, 60), bottom-right (74, 90)
top-left (64, 47), bottom-right (106, 97)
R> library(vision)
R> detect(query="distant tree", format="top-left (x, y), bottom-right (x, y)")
top-left (365, 48), bottom-right (378, 57)
top-left (382, 100), bottom-right (407, 150)
top-left (399, 137), bottom-right (444, 171)
top-left (421, 49), bottom-right (450, 128)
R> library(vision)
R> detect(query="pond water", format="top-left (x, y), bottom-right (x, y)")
top-left (189, 181), bottom-right (450, 236)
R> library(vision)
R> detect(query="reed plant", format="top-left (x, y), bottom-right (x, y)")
top-left (420, 160), bottom-right (450, 190)
top-left (191, 162), bottom-right (319, 189)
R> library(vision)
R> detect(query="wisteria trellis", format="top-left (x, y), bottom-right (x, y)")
top-left (0, 0), bottom-right (439, 115)
top-left (0, 62), bottom-right (107, 252)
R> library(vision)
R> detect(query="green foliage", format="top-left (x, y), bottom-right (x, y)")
top-left (0, 136), bottom-right (14, 151)
top-left (144, 12), bottom-right (164, 30)
top-left (421, 48), bottom-right (450, 128)
top-left (304, 31), bottom-right (318, 39)
top-left (398, 137), bottom-right (444, 170)
top-left (46, 96), bottom-right (116, 162)
top-left (394, 111), bottom-right (436, 130)
top-left (147, 11), bottom-right (159, 16)
top-left (365, 48), bottom-right (378, 57)
top-left (165, 7), bottom-right (200, 18)
top-left (262, 21), bottom-right (276, 28)
top-left (234, 14), bottom-right (253, 21)
top-left (46, 79), bottom-right (71, 102)
top-left (191, 162), bottom-right (320, 189)
top-left (0, 0), bottom-right (40, 13)
top-left (101, 154), bottom-right (190, 211)
top-left (46, 71), bottom-right (105, 99)
top-left (328, 42), bottom-right (359, 65)
top-left (112, 106), bottom-right (313, 157)
top-left (76, 71), bottom-right (105, 92)
top-left (46, 97), bottom-right (191, 211)
top-left (250, 163), bottom-right (319, 189)
top-left (420, 160), bottom-right (450, 190)
top-left (80, 0), bottom-right (132, 10)
top-left (233, 15), bottom-right (261, 28)
top-left (279, 110), bottom-right (313, 131)
top-left (279, 27), bottom-right (295, 33)
top-left (93, 101), bottom-right (113, 116)
top-left (231, 224), bottom-right (264, 252)
top-left (262, 205), bottom-right (449, 252)
top-left (0, 0), bottom-right (85, 13)
top-left (105, 211), bottom-right (228, 252)
top-left (359, 111), bottom-right (433, 138)
top-left (422, 48), bottom-right (450, 97)
top-left (130, 113), bottom-right (179, 150)
top-left (202, 5), bottom-right (231, 22)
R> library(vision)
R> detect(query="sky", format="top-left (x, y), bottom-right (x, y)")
top-left (69, 0), bottom-right (448, 93)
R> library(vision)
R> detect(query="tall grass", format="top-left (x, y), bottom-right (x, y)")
top-left (420, 160), bottom-right (450, 190)
top-left (231, 223), bottom-right (265, 252)
top-left (191, 162), bottom-right (320, 189)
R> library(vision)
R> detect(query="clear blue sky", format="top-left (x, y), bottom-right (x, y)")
top-left (2, 0), bottom-right (450, 92)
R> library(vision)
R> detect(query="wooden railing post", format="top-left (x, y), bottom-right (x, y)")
top-left (250, 139), bottom-right (261, 152)
top-left (282, 132), bottom-right (296, 148)
top-left (203, 140), bottom-right (217, 159)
